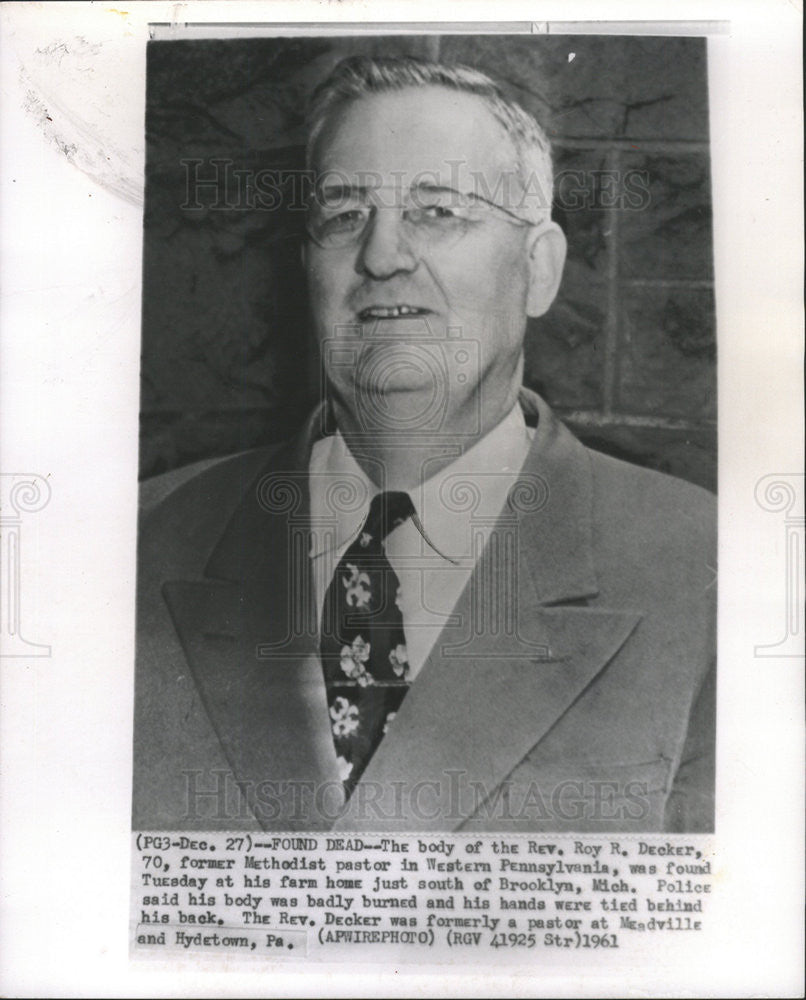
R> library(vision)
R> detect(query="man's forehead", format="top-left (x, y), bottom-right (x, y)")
top-left (312, 86), bottom-right (519, 189)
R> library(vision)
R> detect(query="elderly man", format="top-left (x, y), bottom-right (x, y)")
top-left (133, 57), bottom-right (715, 833)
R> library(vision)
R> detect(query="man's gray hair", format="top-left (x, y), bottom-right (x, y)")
top-left (306, 56), bottom-right (554, 221)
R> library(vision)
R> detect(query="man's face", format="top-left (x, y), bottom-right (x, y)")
top-left (305, 86), bottom-right (560, 438)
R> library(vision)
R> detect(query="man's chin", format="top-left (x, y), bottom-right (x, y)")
top-left (328, 371), bottom-right (453, 435)
top-left (350, 342), bottom-right (448, 393)
top-left (352, 375), bottom-right (444, 416)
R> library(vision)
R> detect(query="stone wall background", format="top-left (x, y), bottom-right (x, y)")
top-left (141, 34), bottom-right (716, 492)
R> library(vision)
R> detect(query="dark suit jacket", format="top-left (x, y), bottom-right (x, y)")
top-left (133, 388), bottom-right (716, 833)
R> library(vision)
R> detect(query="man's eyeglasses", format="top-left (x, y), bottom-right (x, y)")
top-left (306, 184), bottom-right (536, 251)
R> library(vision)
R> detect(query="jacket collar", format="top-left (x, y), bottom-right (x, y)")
top-left (205, 387), bottom-right (599, 608)
top-left (204, 403), bottom-right (325, 586)
top-left (515, 387), bottom-right (599, 605)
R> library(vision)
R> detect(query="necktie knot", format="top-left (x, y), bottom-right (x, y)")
top-left (362, 491), bottom-right (415, 545)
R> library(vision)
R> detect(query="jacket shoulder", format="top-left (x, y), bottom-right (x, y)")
top-left (139, 445), bottom-right (281, 517)
top-left (588, 447), bottom-right (715, 543)
top-left (585, 447), bottom-right (716, 605)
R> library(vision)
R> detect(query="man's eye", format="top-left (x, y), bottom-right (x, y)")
top-left (319, 209), bottom-right (367, 234)
top-left (409, 203), bottom-right (470, 225)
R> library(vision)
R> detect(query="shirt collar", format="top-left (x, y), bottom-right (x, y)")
top-left (308, 403), bottom-right (533, 562)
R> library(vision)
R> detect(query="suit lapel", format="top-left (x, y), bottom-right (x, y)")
top-left (163, 410), bottom-right (343, 829)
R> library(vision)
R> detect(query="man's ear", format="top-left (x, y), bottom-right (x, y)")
top-left (525, 221), bottom-right (567, 318)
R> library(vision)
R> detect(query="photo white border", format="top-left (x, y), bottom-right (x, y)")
top-left (0, 1), bottom-right (802, 996)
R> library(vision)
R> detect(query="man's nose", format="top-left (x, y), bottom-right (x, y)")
top-left (356, 208), bottom-right (418, 279)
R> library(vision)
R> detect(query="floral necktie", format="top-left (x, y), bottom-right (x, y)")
top-left (319, 491), bottom-right (415, 796)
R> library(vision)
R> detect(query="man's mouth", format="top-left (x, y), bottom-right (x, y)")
top-left (358, 305), bottom-right (432, 321)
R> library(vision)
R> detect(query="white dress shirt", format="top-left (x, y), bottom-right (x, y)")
top-left (308, 404), bottom-right (534, 679)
